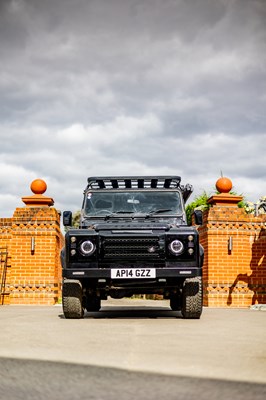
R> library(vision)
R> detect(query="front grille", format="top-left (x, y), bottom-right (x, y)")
top-left (101, 237), bottom-right (162, 260)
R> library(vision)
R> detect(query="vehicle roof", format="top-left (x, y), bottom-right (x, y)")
top-left (86, 176), bottom-right (193, 202)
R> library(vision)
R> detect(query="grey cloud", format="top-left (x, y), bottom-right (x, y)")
top-left (0, 0), bottom-right (265, 216)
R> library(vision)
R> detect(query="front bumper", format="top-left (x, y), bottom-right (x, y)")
top-left (62, 267), bottom-right (202, 280)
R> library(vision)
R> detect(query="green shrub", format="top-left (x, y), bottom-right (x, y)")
top-left (185, 191), bottom-right (210, 225)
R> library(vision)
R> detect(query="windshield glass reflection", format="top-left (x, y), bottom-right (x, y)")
top-left (84, 191), bottom-right (183, 216)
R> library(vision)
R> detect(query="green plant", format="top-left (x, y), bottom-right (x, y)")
top-left (185, 191), bottom-right (210, 225)
top-left (186, 188), bottom-right (247, 225)
top-left (72, 210), bottom-right (81, 227)
top-left (64, 210), bottom-right (81, 232)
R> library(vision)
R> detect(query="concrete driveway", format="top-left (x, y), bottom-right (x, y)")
top-left (0, 299), bottom-right (265, 400)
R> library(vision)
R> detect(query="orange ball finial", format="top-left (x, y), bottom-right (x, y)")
top-left (30, 179), bottom-right (47, 195)
top-left (215, 176), bottom-right (232, 193)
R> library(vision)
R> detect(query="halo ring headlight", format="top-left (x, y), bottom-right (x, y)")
top-left (169, 240), bottom-right (184, 255)
top-left (79, 240), bottom-right (95, 256)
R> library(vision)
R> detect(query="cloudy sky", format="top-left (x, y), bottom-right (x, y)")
top-left (0, 0), bottom-right (265, 216)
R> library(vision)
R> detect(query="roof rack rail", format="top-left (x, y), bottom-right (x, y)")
top-left (87, 176), bottom-right (180, 189)
top-left (86, 176), bottom-right (193, 201)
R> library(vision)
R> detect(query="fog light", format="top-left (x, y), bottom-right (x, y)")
top-left (188, 248), bottom-right (194, 255)
top-left (71, 249), bottom-right (76, 256)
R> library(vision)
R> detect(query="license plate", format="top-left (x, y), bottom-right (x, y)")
top-left (111, 268), bottom-right (156, 279)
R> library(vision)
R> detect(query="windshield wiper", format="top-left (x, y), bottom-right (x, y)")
top-left (105, 211), bottom-right (135, 219)
top-left (147, 209), bottom-right (173, 216)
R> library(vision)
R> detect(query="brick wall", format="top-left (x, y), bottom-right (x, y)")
top-left (1, 182), bottom-right (265, 307)
top-left (0, 183), bottom-right (64, 305)
top-left (198, 195), bottom-right (266, 307)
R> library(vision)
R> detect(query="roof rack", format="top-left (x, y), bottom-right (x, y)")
top-left (86, 176), bottom-right (193, 202)
top-left (87, 176), bottom-right (180, 189)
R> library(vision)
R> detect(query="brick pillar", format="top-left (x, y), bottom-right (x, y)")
top-left (7, 179), bottom-right (64, 305)
top-left (198, 184), bottom-right (266, 307)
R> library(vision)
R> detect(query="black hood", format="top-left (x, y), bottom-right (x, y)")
top-left (93, 221), bottom-right (172, 232)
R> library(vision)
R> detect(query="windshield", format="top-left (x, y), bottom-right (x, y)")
top-left (84, 190), bottom-right (183, 216)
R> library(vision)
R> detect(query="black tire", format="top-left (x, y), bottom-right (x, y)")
top-left (85, 295), bottom-right (101, 312)
top-left (62, 279), bottom-right (84, 319)
top-left (181, 276), bottom-right (203, 319)
top-left (170, 294), bottom-right (181, 311)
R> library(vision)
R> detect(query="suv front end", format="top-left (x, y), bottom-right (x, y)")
top-left (61, 176), bottom-right (204, 319)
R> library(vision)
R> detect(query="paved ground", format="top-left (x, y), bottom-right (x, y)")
top-left (0, 299), bottom-right (266, 399)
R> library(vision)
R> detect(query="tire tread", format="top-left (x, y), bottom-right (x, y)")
top-left (181, 276), bottom-right (203, 319)
top-left (62, 279), bottom-right (84, 319)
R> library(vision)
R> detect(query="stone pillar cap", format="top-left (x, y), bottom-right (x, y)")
top-left (208, 176), bottom-right (242, 206)
top-left (22, 179), bottom-right (54, 207)
top-left (208, 193), bottom-right (243, 206)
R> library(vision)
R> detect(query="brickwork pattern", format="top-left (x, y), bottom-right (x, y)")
top-left (0, 207), bottom-right (64, 305)
top-left (198, 203), bottom-right (266, 307)
top-left (1, 190), bottom-right (265, 307)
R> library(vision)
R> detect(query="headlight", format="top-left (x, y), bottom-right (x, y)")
top-left (79, 240), bottom-right (95, 256)
top-left (168, 240), bottom-right (184, 255)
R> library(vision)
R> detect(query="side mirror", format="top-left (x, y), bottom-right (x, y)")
top-left (63, 211), bottom-right (72, 227)
top-left (193, 210), bottom-right (203, 225)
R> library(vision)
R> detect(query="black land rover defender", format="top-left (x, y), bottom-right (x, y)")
top-left (61, 176), bottom-right (204, 319)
